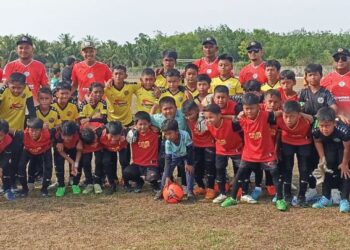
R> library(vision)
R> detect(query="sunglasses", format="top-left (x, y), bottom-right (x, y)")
top-left (334, 55), bottom-right (348, 62)
top-left (248, 49), bottom-right (260, 54)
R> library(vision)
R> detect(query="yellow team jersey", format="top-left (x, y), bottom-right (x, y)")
top-left (52, 102), bottom-right (79, 122)
top-left (185, 86), bottom-right (199, 97)
top-left (0, 85), bottom-right (33, 131)
top-left (210, 77), bottom-right (244, 96)
top-left (135, 87), bottom-right (157, 113)
top-left (155, 74), bottom-right (168, 91)
top-left (261, 81), bottom-right (281, 92)
top-left (79, 100), bottom-right (108, 119)
top-left (159, 89), bottom-right (187, 110)
top-left (36, 106), bottom-right (61, 129)
top-left (105, 82), bottom-right (141, 126)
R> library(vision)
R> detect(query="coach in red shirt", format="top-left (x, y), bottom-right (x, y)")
top-left (321, 48), bottom-right (350, 115)
top-left (239, 41), bottom-right (267, 85)
top-left (71, 41), bottom-right (112, 102)
top-left (193, 37), bottom-right (219, 78)
top-left (2, 36), bottom-right (49, 104)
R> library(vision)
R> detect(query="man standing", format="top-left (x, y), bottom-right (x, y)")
top-left (193, 37), bottom-right (219, 78)
top-left (239, 41), bottom-right (267, 85)
top-left (321, 48), bottom-right (350, 116)
top-left (61, 56), bottom-right (76, 84)
top-left (2, 36), bottom-right (48, 104)
top-left (71, 41), bottom-right (112, 102)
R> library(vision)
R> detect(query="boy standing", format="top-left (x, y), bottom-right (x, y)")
top-left (210, 54), bottom-right (243, 96)
top-left (261, 60), bottom-right (281, 92)
top-left (312, 107), bottom-right (350, 212)
top-left (221, 93), bottom-right (287, 211)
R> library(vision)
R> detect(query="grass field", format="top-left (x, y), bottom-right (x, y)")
top-left (1, 183), bottom-right (349, 250)
top-left (1, 77), bottom-right (349, 250)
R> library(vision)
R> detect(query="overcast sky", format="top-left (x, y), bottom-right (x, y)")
top-left (2, 0), bottom-right (349, 43)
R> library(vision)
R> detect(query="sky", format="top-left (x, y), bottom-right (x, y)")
top-left (1, 0), bottom-right (349, 44)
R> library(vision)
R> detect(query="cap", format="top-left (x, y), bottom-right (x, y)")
top-left (202, 36), bottom-right (217, 46)
top-left (162, 50), bottom-right (178, 60)
top-left (246, 41), bottom-right (262, 50)
top-left (81, 41), bottom-right (96, 51)
top-left (16, 36), bottom-right (33, 46)
top-left (332, 48), bottom-right (350, 57)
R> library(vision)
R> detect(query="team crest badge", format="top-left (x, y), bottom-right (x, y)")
top-left (67, 111), bottom-right (72, 116)
top-left (317, 97), bottom-right (324, 104)
top-left (24, 71), bottom-right (30, 77)
top-left (124, 91), bottom-right (129, 96)
top-left (253, 73), bottom-right (258, 79)
top-left (49, 118), bottom-right (55, 123)
top-left (334, 138), bottom-right (341, 143)
top-left (87, 73), bottom-right (94, 79)
top-left (339, 81), bottom-right (345, 87)
top-left (338, 48), bottom-right (344, 53)
top-left (178, 97), bottom-right (183, 102)
top-left (206, 69), bottom-right (212, 74)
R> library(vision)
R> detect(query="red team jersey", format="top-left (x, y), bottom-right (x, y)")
top-left (321, 71), bottom-right (350, 114)
top-left (259, 104), bottom-right (279, 143)
top-left (220, 100), bottom-right (238, 116)
top-left (279, 88), bottom-right (299, 103)
top-left (238, 62), bottom-right (267, 85)
top-left (24, 128), bottom-right (52, 155)
top-left (276, 116), bottom-right (312, 146)
top-left (187, 119), bottom-right (215, 148)
top-left (81, 122), bottom-right (104, 154)
top-left (3, 59), bottom-right (48, 101)
top-left (207, 118), bottom-right (243, 156)
top-left (239, 111), bottom-right (276, 162)
top-left (131, 129), bottom-right (159, 167)
top-left (0, 134), bottom-right (12, 153)
top-left (55, 131), bottom-right (80, 150)
top-left (100, 130), bottom-right (127, 152)
top-left (0, 68), bottom-right (3, 82)
top-left (193, 57), bottom-right (219, 78)
top-left (71, 61), bottom-right (112, 101)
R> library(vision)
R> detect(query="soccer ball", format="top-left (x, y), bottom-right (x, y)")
top-left (163, 183), bottom-right (184, 204)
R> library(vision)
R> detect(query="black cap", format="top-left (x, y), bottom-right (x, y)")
top-left (202, 36), bottom-right (217, 46)
top-left (162, 50), bottom-right (178, 60)
top-left (16, 36), bottom-right (33, 46)
top-left (246, 41), bottom-right (262, 50)
top-left (332, 48), bottom-right (350, 57)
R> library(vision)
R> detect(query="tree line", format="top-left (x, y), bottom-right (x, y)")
top-left (1, 25), bottom-right (350, 70)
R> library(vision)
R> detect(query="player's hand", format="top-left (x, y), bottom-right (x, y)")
top-left (153, 87), bottom-right (161, 99)
top-left (56, 143), bottom-right (64, 152)
top-left (43, 122), bottom-right (50, 129)
top-left (105, 79), bottom-right (114, 88)
top-left (184, 90), bottom-right (192, 100)
top-left (0, 168), bottom-right (3, 178)
top-left (80, 118), bottom-right (90, 125)
top-left (155, 67), bottom-right (164, 76)
top-left (337, 114), bottom-right (350, 125)
top-left (237, 111), bottom-right (245, 119)
top-left (339, 162), bottom-right (350, 179)
top-left (185, 164), bottom-right (194, 175)
top-left (71, 167), bottom-right (78, 177)
top-left (165, 177), bottom-right (171, 187)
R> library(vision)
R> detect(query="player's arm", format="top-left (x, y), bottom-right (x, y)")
top-left (313, 137), bottom-right (325, 160)
top-left (300, 113), bottom-right (314, 124)
top-left (340, 141), bottom-right (350, 179)
top-left (26, 96), bottom-right (36, 119)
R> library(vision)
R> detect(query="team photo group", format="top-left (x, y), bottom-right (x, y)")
top-left (1, 34), bottom-right (350, 214)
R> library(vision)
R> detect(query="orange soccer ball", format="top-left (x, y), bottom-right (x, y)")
top-left (163, 183), bottom-right (184, 204)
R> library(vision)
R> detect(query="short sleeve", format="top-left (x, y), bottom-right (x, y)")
top-left (165, 140), bottom-right (172, 155)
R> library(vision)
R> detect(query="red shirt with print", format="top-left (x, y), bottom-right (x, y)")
top-left (276, 116), bottom-right (312, 146)
top-left (24, 128), bottom-right (52, 155)
top-left (131, 129), bottom-right (159, 167)
top-left (71, 61), bottom-right (112, 101)
top-left (238, 62), bottom-right (267, 85)
top-left (239, 111), bottom-right (276, 162)
top-left (207, 118), bottom-right (242, 156)
top-left (100, 130), bottom-right (127, 152)
top-left (187, 119), bottom-right (215, 148)
top-left (193, 57), bottom-right (219, 78)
